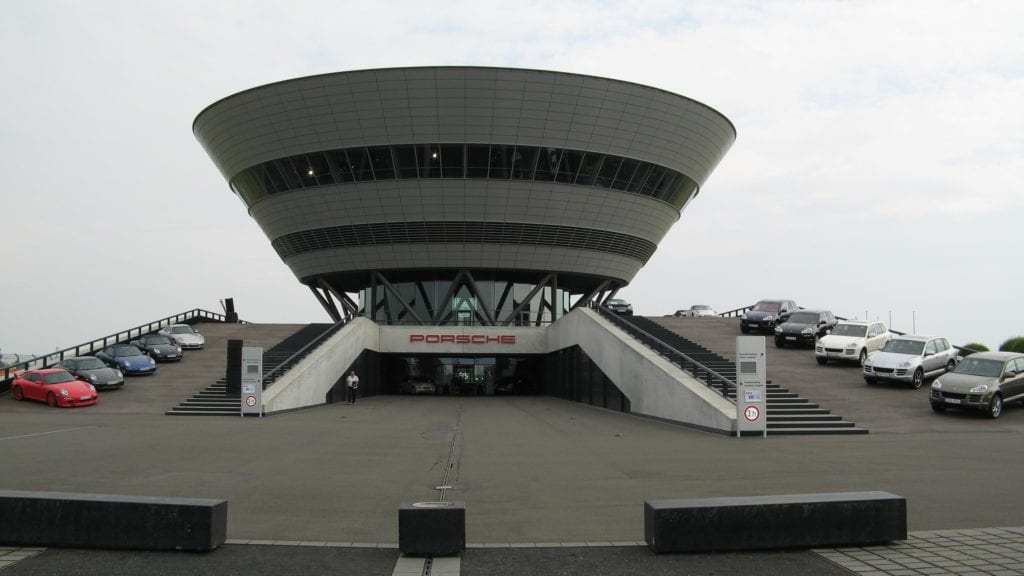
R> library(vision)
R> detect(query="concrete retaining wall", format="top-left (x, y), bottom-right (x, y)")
top-left (262, 317), bottom-right (379, 413)
top-left (548, 309), bottom-right (735, 433)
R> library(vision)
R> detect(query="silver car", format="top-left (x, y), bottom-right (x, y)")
top-left (862, 335), bottom-right (958, 388)
top-left (930, 352), bottom-right (1024, 418)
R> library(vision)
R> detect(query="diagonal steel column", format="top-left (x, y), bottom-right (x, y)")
top-left (500, 273), bottom-right (553, 326)
top-left (432, 270), bottom-right (468, 324)
top-left (308, 285), bottom-right (341, 323)
top-left (460, 270), bottom-right (496, 325)
top-left (373, 272), bottom-right (426, 325)
top-left (571, 280), bottom-right (610, 310)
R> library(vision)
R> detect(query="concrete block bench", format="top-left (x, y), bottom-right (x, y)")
top-left (644, 491), bottom-right (906, 553)
top-left (0, 490), bottom-right (227, 551)
top-left (399, 501), bottom-right (465, 556)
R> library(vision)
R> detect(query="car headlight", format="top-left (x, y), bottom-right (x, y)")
top-left (122, 360), bottom-right (132, 368)
top-left (89, 385), bottom-right (96, 392)
top-left (741, 314), bottom-right (748, 320)
top-left (89, 374), bottom-right (97, 381)
top-left (898, 361), bottom-right (912, 368)
top-left (970, 384), bottom-right (989, 393)
top-left (774, 326), bottom-right (783, 333)
top-left (845, 343), bottom-right (858, 349)
top-left (148, 358), bottom-right (156, 365)
top-left (176, 347), bottom-right (182, 353)
top-left (115, 370), bottom-right (123, 377)
top-left (932, 380), bottom-right (942, 389)
top-left (60, 388), bottom-right (69, 396)
top-left (764, 315), bottom-right (774, 322)
top-left (801, 327), bottom-right (813, 334)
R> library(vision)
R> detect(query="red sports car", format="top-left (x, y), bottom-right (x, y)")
top-left (11, 368), bottom-right (98, 407)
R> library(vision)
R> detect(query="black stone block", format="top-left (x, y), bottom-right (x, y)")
top-left (399, 501), bottom-right (465, 556)
top-left (645, 491), bottom-right (906, 553)
top-left (0, 490), bottom-right (227, 551)
top-left (226, 339), bottom-right (242, 395)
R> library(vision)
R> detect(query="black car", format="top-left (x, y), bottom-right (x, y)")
top-left (129, 334), bottom-right (183, 362)
top-left (740, 299), bottom-right (798, 333)
top-left (55, 356), bottom-right (125, 390)
top-left (605, 298), bottom-right (633, 315)
top-left (773, 309), bottom-right (837, 348)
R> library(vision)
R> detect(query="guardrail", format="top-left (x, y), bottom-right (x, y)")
top-left (719, 305), bottom-right (753, 318)
top-left (1, 309), bottom-right (235, 393)
top-left (595, 306), bottom-right (735, 398)
top-left (261, 318), bottom-right (351, 388)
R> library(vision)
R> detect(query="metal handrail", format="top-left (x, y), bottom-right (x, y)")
top-left (718, 305), bottom-right (753, 318)
top-left (595, 306), bottom-right (735, 397)
top-left (1, 308), bottom-right (234, 391)
top-left (260, 318), bottom-right (350, 387)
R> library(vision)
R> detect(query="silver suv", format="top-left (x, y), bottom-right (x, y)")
top-left (862, 335), bottom-right (958, 388)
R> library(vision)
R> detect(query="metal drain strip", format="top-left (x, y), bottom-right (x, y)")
top-left (435, 405), bottom-right (463, 502)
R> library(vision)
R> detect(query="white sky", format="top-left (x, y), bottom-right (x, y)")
top-left (1, 0), bottom-right (1021, 355)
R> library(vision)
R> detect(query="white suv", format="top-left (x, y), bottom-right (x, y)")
top-left (815, 320), bottom-right (890, 365)
top-left (863, 335), bottom-right (958, 388)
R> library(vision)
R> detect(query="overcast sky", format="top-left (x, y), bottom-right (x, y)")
top-left (2, 1), bottom-right (1021, 355)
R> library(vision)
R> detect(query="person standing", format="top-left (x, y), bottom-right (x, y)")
top-left (345, 370), bottom-right (359, 405)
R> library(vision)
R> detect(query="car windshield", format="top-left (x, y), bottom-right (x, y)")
top-left (75, 357), bottom-right (106, 370)
top-left (42, 371), bottom-right (75, 384)
top-left (953, 358), bottom-right (1004, 378)
top-left (881, 340), bottom-right (925, 355)
top-left (171, 326), bottom-right (196, 335)
top-left (112, 346), bottom-right (143, 358)
top-left (607, 299), bottom-right (626, 305)
top-left (145, 335), bottom-right (173, 345)
top-left (786, 312), bottom-right (819, 324)
top-left (831, 324), bottom-right (867, 337)
top-left (693, 305), bottom-right (711, 310)
top-left (753, 302), bottom-right (781, 312)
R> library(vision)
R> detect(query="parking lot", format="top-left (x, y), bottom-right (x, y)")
top-left (1, 318), bottom-right (1023, 576)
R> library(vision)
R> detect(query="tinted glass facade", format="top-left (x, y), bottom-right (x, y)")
top-left (230, 143), bottom-right (699, 211)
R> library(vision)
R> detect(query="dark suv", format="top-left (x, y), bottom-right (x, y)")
top-left (774, 309), bottom-right (837, 348)
top-left (740, 299), bottom-right (797, 333)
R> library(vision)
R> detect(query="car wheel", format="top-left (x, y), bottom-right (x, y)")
top-left (987, 394), bottom-right (1003, 419)
top-left (945, 359), bottom-right (955, 373)
top-left (13, 386), bottom-right (24, 401)
top-left (46, 392), bottom-right (58, 407)
top-left (816, 357), bottom-right (827, 365)
top-left (858, 348), bottom-right (867, 366)
top-left (774, 338), bottom-right (784, 348)
top-left (931, 402), bottom-right (945, 413)
top-left (865, 377), bottom-right (877, 385)
top-left (911, 368), bottom-right (924, 390)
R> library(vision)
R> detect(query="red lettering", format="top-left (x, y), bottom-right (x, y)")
top-left (468, 335), bottom-right (483, 344)
top-left (486, 335), bottom-right (500, 343)
top-left (441, 335), bottom-right (455, 343)
top-left (500, 335), bottom-right (516, 344)
top-left (426, 335), bottom-right (440, 343)
top-left (456, 335), bottom-right (470, 344)
top-left (406, 334), bottom-right (518, 344)
top-left (410, 335), bottom-right (424, 342)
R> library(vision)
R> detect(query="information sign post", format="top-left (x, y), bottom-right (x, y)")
top-left (735, 336), bottom-right (767, 438)
top-left (241, 347), bottom-right (263, 418)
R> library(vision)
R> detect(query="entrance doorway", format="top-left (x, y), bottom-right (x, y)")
top-left (381, 355), bottom-right (544, 396)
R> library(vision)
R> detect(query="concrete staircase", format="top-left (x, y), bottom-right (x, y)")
top-left (625, 316), bottom-right (867, 436)
top-left (165, 323), bottom-right (337, 416)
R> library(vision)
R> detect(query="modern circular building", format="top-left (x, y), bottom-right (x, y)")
top-left (194, 67), bottom-right (735, 326)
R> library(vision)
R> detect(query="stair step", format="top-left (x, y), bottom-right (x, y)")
top-left (165, 410), bottom-right (238, 416)
top-left (768, 414), bottom-right (843, 422)
top-left (767, 420), bottom-right (855, 429)
top-left (768, 408), bottom-right (831, 415)
top-left (170, 405), bottom-right (238, 412)
top-left (768, 427), bottom-right (869, 436)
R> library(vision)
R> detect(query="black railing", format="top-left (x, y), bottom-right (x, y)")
top-left (261, 319), bottom-right (351, 388)
top-left (595, 306), bottom-right (735, 397)
top-left (1, 308), bottom-right (234, 393)
top-left (718, 305), bottom-right (753, 318)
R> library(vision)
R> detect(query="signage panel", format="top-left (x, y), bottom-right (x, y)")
top-left (241, 346), bottom-right (263, 417)
top-left (735, 336), bottom-right (767, 437)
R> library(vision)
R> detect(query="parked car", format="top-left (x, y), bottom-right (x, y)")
top-left (605, 299), bottom-right (633, 315)
top-left (10, 368), bottom-right (98, 407)
top-left (774, 309), bottom-right (837, 348)
top-left (494, 376), bottom-right (526, 395)
top-left (55, 356), bottom-right (125, 390)
top-left (95, 344), bottom-right (157, 375)
top-left (930, 352), bottom-right (1024, 418)
top-left (740, 299), bottom-right (798, 333)
top-left (158, 324), bottom-right (206, 350)
top-left (815, 320), bottom-right (891, 365)
top-left (400, 376), bottom-right (436, 395)
top-left (863, 335), bottom-right (958, 388)
top-left (675, 305), bottom-right (717, 317)
top-left (129, 334), bottom-right (183, 362)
